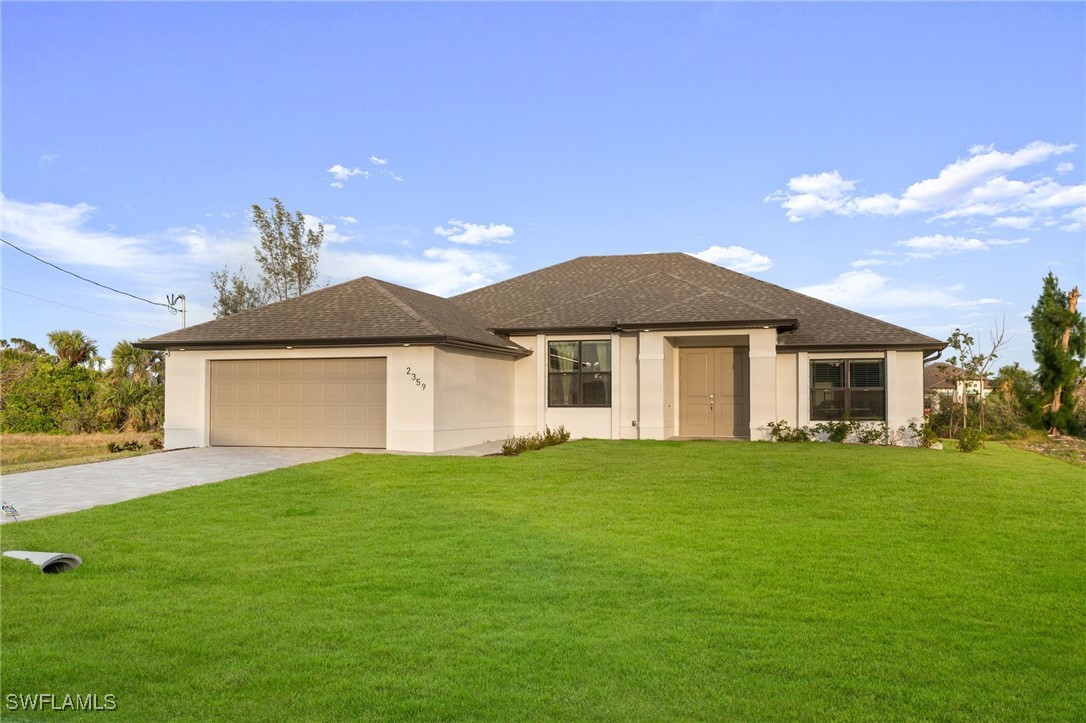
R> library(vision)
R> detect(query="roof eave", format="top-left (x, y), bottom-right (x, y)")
top-left (495, 319), bottom-right (799, 336)
top-left (134, 334), bottom-right (527, 356)
top-left (778, 341), bottom-right (948, 353)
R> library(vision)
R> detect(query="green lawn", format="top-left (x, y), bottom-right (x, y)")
top-left (1, 441), bottom-right (1082, 720)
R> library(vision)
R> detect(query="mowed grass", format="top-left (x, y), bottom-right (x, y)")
top-left (1, 433), bottom-right (161, 474)
top-left (1, 440), bottom-right (1082, 720)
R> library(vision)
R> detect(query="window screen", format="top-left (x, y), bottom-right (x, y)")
top-left (810, 359), bottom-right (886, 421)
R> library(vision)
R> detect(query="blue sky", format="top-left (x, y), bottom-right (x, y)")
top-left (2, 2), bottom-right (1083, 369)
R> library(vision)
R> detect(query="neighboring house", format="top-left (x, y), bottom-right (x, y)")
top-left (137, 253), bottom-right (945, 452)
top-left (924, 363), bottom-right (992, 411)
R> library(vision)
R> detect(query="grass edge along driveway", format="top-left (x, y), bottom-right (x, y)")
top-left (2, 440), bottom-right (1083, 720)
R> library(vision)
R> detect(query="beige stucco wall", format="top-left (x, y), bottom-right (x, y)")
top-left (163, 345), bottom-right (441, 453)
top-left (433, 348), bottom-right (515, 451)
top-left (510, 335), bottom-right (539, 437)
top-left (775, 352), bottom-right (799, 426)
top-left (886, 350), bottom-right (925, 427)
top-left (636, 332), bottom-right (668, 440)
top-left (617, 333), bottom-right (639, 439)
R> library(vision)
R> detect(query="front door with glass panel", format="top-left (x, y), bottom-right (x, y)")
top-left (679, 347), bottom-right (750, 438)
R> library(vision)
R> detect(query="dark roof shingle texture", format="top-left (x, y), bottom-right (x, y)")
top-left (139, 253), bottom-right (944, 352)
top-left (137, 277), bottom-right (523, 353)
top-left (452, 253), bottom-right (944, 350)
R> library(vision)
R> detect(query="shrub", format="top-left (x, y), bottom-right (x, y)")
top-left (501, 426), bottom-right (571, 456)
top-left (149, 436), bottom-right (164, 450)
top-left (957, 426), bottom-right (986, 453)
top-left (907, 418), bottom-right (940, 448)
top-left (765, 420), bottom-right (812, 442)
top-left (813, 419), bottom-right (859, 443)
top-left (854, 424), bottom-right (887, 445)
top-left (106, 440), bottom-right (144, 453)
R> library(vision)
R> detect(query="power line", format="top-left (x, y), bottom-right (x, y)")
top-left (1, 237), bottom-right (176, 310)
top-left (0, 287), bottom-right (169, 331)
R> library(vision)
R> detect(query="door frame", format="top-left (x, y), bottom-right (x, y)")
top-left (677, 346), bottom-right (751, 439)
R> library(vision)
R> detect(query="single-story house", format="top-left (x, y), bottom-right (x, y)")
top-left (137, 253), bottom-right (945, 452)
top-left (924, 362), bottom-right (992, 411)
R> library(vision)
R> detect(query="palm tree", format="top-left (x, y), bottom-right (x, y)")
top-left (96, 377), bottom-right (163, 432)
top-left (47, 330), bottom-right (103, 368)
top-left (110, 341), bottom-right (163, 384)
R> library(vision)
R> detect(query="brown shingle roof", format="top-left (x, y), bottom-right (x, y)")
top-left (924, 363), bottom-right (957, 390)
top-left (135, 277), bottom-right (526, 355)
top-left (137, 253), bottom-right (944, 354)
top-left (452, 253), bottom-right (945, 351)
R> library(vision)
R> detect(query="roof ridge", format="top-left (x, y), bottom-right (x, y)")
top-left (501, 271), bottom-right (669, 325)
top-left (656, 271), bottom-right (787, 319)
top-left (644, 288), bottom-right (793, 323)
top-left (366, 278), bottom-right (443, 336)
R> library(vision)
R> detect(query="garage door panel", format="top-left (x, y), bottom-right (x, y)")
top-left (210, 358), bottom-right (386, 449)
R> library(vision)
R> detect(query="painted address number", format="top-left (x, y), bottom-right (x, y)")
top-left (405, 366), bottom-right (427, 390)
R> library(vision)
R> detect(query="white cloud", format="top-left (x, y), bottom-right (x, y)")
top-left (787, 171), bottom-right (855, 197)
top-left (690, 245), bottom-right (772, 273)
top-left (766, 141), bottom-right (1082, 229)
top-left (433, 219), bottom-right (515, 245)
top-left (896, 234), bottom-right (1026, 259)
top-left (1060, 206), bottom-right (1086, 232)
top-left (302, 214), bottom-right (352, 244)
top-left (798, 269), bottom-right (1003, 311)
top-left (850, 258), bottom-right (887, 268)
top-left (991, 216), bottom-right (1034, 230)
top-left (369, 156), bottom-right (388, 166)
top-left (1056, 162), bottom-right (1074, 175)
top-left (326, 164), bottom-right (368, 188)
top-left (0, 194), bottom-right (257, 295)
top-left (321, 246), bottom-right (509, 296)
top-left (338, 215), bottom-right (357, 225)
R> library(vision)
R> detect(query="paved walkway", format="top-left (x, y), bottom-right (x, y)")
top-left (2, 442), bottom-right (503, 524)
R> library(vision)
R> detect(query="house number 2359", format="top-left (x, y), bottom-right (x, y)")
top-left (405, 367), bottom-right (427, 390)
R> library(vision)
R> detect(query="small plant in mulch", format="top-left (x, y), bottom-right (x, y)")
top-left (501, 426), bottom-right (572, 456)
top-left (106, 440), bottom-right (144, 454)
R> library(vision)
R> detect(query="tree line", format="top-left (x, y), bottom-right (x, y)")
top-left (929, 271), bottom-right (1085, 440)
top-left (1, 332), bottom-right (164, 434)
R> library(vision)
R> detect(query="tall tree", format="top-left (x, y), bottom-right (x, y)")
top-left (251, 197), bottom-right (324, 302)
top-left (110, 340), bottom-right (164, 385)
top-left (1027, 272), bottom-right (1085, 435)
top-left (47, 330), bottom-right (104, 368)
top-left (211, 266), bottom-right (267, 318)
top-left (211, 197), bottom-right (325, 318)
top-left (1, 338), bottom-right (47, 355)
top-left (943, 318), bottom-right (1008, 430)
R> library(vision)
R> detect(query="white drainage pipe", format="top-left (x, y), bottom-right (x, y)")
top-left (3, 550), bottom-right (83, 574)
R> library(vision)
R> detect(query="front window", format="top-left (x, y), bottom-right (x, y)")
top-left (548, 340), bottom-right (611, 407)
top-left (810, 359), bottom-right (885, 421)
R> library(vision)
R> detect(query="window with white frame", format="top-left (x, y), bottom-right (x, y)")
top-left (548, 340), bottom-right (611, 407)
top-left (810, 359), bottom-right (885, 421)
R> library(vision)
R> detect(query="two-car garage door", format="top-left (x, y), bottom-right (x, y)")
top-left (210, 358), bottom-right (386, 448)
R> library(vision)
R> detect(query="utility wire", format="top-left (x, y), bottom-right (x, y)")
top-left (0, 287), bottom-right (169, 331)
top-left (1, 237), bottom-right (176, 310)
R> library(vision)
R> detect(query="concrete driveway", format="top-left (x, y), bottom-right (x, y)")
top-left (1, 447), bottom-right (358, 524)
